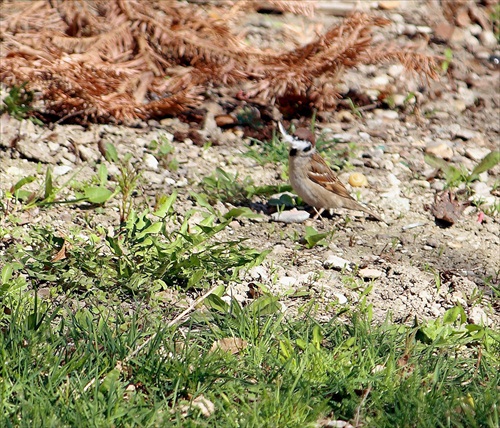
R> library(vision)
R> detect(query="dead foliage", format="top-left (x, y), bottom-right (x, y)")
top-left (0, 0), bottom-right (439, 125)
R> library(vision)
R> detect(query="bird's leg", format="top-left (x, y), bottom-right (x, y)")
top-left (312, 207), bottom-right (325, 220)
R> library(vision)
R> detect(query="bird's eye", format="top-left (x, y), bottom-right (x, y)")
top-left (303, 144), bottom-right (312, 152)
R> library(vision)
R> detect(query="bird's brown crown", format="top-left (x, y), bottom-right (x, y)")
top-left (293, 128), bottom-right (315, 146)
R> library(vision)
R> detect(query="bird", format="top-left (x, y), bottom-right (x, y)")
top-left (278, 122), bottom-right (383, 222)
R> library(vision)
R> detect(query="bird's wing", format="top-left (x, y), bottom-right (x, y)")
top-left (307, 153), bottom-right (353, 199)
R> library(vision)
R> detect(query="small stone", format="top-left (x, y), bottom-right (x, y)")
top-left (431, 181), bottom-right (445, 191)
top-left (270, 209), bottom-right (310, 224)
top-left (324, 255), bottom-right (352, 271)
top-left (372, 74), bottom-right (390, 87)
top-left (78, 145), bottom-right (99, 162)
top-left (468, 24), bottom-right (483, 36)
top-left (388, 64), bottom-right (405, 78)
top-left (334, 293), bottom-right (348, 304)
top-left (469, 306), bottom-right (492, 326)
top-left (358, 268), bottom-right (383, 279)
top-left (378, 0), bottom-right (400, 10)
top-left (143, 153), bottom-right (159, 170)
top-left (416, 26), bottom-right (433, 34)
top-left (229, 220), bottom-right (240, 229)
top-left (433, 21), bottom-right (455, 42)
top-left (465, 147), bottom-right (490, 161)
top-left (392, 94), bottom-right (407, 106)
top-left (141, 171), bottom-right (163, 185)
top-left (378, 160), bottom-right (393, 170)
top-left (374, 109), bottom-right (399, 120)
top-left (425, 141), bottom-right (453, 159)
top-left (457, 87), bottom-right (476, 107)
top-left (480, 30), bottom-right (498, 49)
top-left (453, 127), bottom-right (477, 140)
top-left (337, 110), bottom-right (355, 123)
top-left (472, 181), bottom-right (492, 198)
top-left (386, 173), bottom-right (401, 187)
top-left (358, 131), bottom-right (371, 141)
top-left (278, 276), bottom-right (297, 288)
top-left (53, 165), bottom-right (73, 177)
top-left (452, 100), bottom-right (467, 113)
top-left (412, 179), bottom-right (431, 189)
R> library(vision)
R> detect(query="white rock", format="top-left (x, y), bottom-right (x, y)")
top-left (334, 293), bottom-right (348, 304)
top-left (472, 181), bottom-right (492, 198)
top-left (324, 255), bottom-right (352, 271)
top-left (53, 165), bottom-right (73, 177)
top-left (386, 173), bottom-right (401, 187)
top-left (270, 209), bottom-right (310, 224)
top-left (358, 268), bottom-right (383, 279)
top-left (469, 306), bottom-right (492, 326)
top-left (465, 147), bottom-right (490, 161)
top-left (454, 127), bottom-right (477, 140)
top-left (372, 74), bottom-right (390, 87)
top-left (416, 26), bottom-right (433, 34)
top-left (278, 276), bottom-right (297, 288)
top-left (425, 140), bottom-right (453, 159)
top-left (374, 109), bottom-right (399, 120)
top-left (143, 153), bottom-right (159, 170)
top-left (468, 24), bottom-right (482, 36)
top-left (388, 64), bottom-right (405, 78)
top-left (480, 30), bottom-right (498, 49)
top-left (358, 132), bottom-right (371, 141)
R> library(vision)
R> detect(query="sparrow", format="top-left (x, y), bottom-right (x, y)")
top-left (278, 122), bottom-right (382, 221)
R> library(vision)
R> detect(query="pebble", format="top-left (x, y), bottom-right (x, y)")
top-left (453, 127), bottom-right (477, 140)
top-left (374, 109), bottom-right (399, 120)
top-left (411, 179), bottom-right (431, 189)
top-left (324, 255), bottom-right (352, 271)
top-left (472, 181), bottom-right (492, 198)
top-left (425, 141), bottom-right (453, 159)
top-left (358, 268), bottom-right (383, 279)
top-left (469, 306), bottom-right (492, 326)
top-left (270, 209), bottom-right (310, 224)
top-left (78, 145), bottom-right (99, 162)
top-left (468, 24), bottom-right (482, 37)
top-left (143, 153), bottom-right (159, 170)
top-left (480, 31), bottom-right (498, 49)
top-left (17, 139), bottom-right (54, 163)
top-left (142, 170), bottom-right (163, 185)
top-left (386, 173), bottom-right (401, 187)
top-left (277, 276), bottom-right (297, 288)
top-left (457, 87), bottom-right (476, 107)
top-left (431, 181), bottom-right (445, 191)
top-left (388, 64), bottom-right (405, 78)
top-left (392, 94), bottom-right (407, 107)
top-left (372, 74), bottom-right (390, 87)
top-left (465, 147), bottom-right (490, 161)
top-left (53, 165), bottom-right (73, 177)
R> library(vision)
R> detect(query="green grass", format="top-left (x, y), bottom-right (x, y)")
top-left (1, 294), bottom-right (498, 427)
top-left (1, 150), bottom-right (499, 427)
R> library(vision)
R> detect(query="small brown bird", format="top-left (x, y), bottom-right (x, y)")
top-left (278, 122), bottom-right (382, 221)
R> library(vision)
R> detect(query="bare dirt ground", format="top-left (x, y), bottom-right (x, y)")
top-left (1, 1), bottom-right (499, 326)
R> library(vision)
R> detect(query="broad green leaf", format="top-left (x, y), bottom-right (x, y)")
top-left (136, 221), bottom-right (163, 239)
top-left (471, 150), bottom-right (500, 177)
top-left (104, 142), bottom-right (118, 163)
top-left (1, 264), bottom-right (13, 285)
top-left (443, 306), bottom-right (466, 325)
top-left (97, 164), bottom-right (108, 186)
top-left (204, 294), bottom-right (230, 312)
top-left (84, 186), bottom-right (113, 204)
top-left (153, 191), bottom-right (177, 218)
top-left (223, 207), bottom-right (262, 220)
top-left (248, 295), bottom-right (280, 316)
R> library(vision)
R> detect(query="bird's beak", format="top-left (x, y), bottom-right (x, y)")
top-left (278, 122), bottom-right (294, 144)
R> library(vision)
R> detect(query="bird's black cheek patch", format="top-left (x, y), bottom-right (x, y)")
top-left (289, 148), bottom-right (298, 157)
top-left (303, 144), bottom-right (312, 152)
